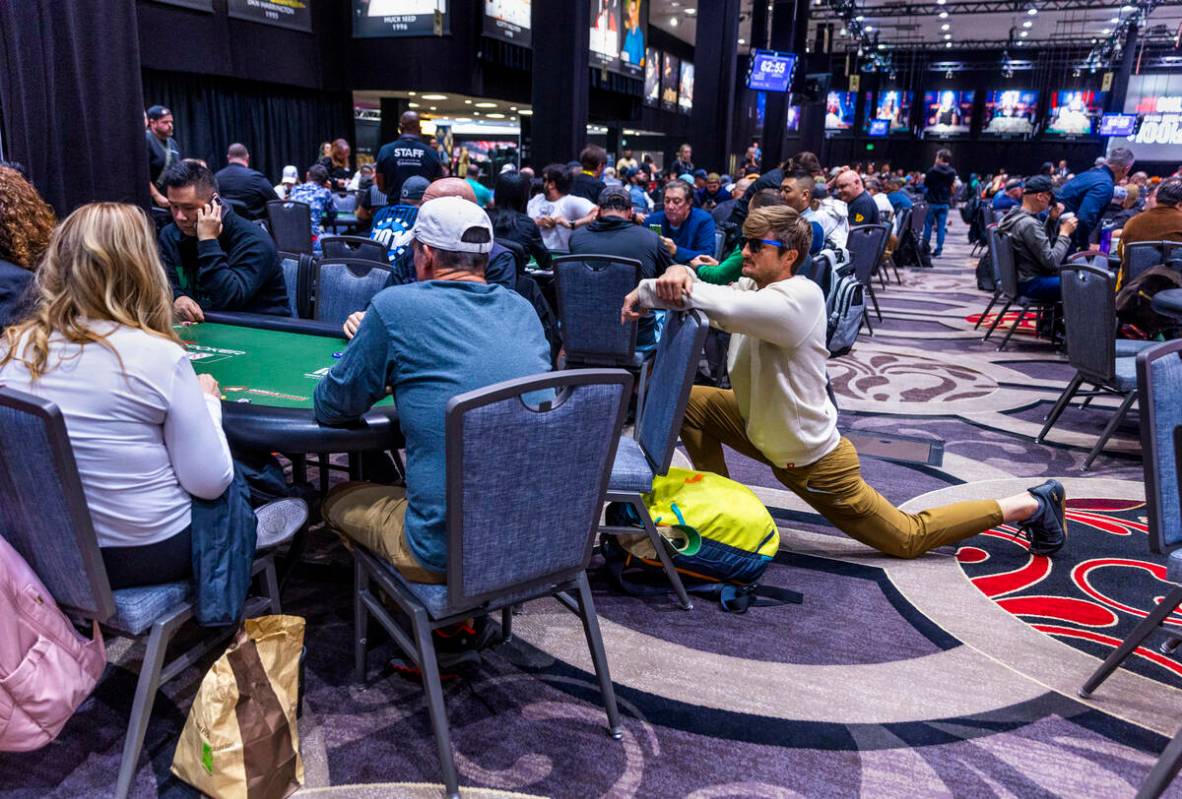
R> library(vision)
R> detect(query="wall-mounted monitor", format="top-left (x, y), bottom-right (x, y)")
top-left (982, 89), bottom-right (1039, 137)
top-left (825, 91), bottom-right (856, 131)
top-left (589, 0), bottom-right (621, 70)
top-left (747, 49), bottom-right (797, 93)
top-left (1119, 74), bottom-right (1182, 162)
top-left (867, 119), bottom-right (890, 137)
top-left (1099, 113), bottom-right (1139, 137)
top-left (618, 0), bottom-right (646, 76)
top-left (661, 53), bottom-right (680, 111)
top-left (1045, 90), bottom-right (1106, 137)
top-left (643, 47), bottom-right (660, 106)
top-left (678, 61), bottom-right (695, 114)
top-left (354, 0), bottom-right (448, 38)
top-left (864, 90), bottom-right (912, 134)
top-left (483, 0), bottom-right (530, 45)
top-left (922, 90), bottom-right (974, 137)
top-left (787, 105), bottom-right (800, 132)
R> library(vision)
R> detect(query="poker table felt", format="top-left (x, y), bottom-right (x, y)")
top-left (178, 312), bottom-right (399, 455)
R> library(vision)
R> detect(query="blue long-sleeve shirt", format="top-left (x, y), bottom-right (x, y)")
top-left (1057, 165), bottom-right (1115, 247)
top-left (648, 207), bottom-right (717, 263)
top-left (314, 280), bottom-right (550, 575)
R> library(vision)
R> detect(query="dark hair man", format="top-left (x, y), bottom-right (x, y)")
top-left (1117, 176), bottom-right (1182, 285)
top-left (1058, 146), bottom-right (1135, 250)
top-left (570, 145), bottom-right (608, 203)
top-left (158, 160), bottom-right (288, 321)
top-left (374, 110), bottom-right (444, 201)
top-left (621, 204), bottom-right (1071, 561)
top-left (146, 105), bottom-right (181, 209)
top-left (526, 164), bottom-right (596, 252)
top-left (569, 186), bottom-right (672, 348)
top-left (922, 149), bottom-right (957, 257)
top-left (213, 143), bottom-right (278, 221)
top-left (995, 175), bottom-right (1078, 302)
top-left (696, 172), bottom-right (731, 211)
top-left (646, 180), bottom-right (717, 263)
top-left (315, 196), bottom-right (551, 583)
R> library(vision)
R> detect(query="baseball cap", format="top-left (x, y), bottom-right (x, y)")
top-left (706, 172), bottom-right (721, 182)
top-left (146, 105), bottom-right (171, 121)
top-left (597, 185), bottom-right (632, 210)
top-left (679, 174), bottom-right (695, 185)
top-left (401, 175), bottom-right (430, 202)
top-left (281, 165), bottom-right (299, 184)
top-left (1005, 178), bottom-right (1023, 191)
top-left (412, 196), bottom-right (494, 254)
top-left (1023, 175), bottom-right (1054, 195)
top-left (693, 168), bottom-right (708, 179)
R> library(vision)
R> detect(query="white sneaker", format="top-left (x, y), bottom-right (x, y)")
top-left (254, 498), bottom-right (308, 549)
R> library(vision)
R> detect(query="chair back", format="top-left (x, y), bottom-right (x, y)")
top-left (0, 388), bottom-right (113, 621)
top-left (636, 310), bottom-right (710, 473)
top-left (847, 224), bottom-right (889, 286)
top-left (552, 254), bottom-right (641, 365)
top-left (266, 200), bottom-right (313, 255)
top-left (713, 230), bottom-right (726, 261)
top-left (321, 235), bottom-right (389, 264)
top-left (1137, 340), bottom-right (1182, 554)
top-left (985, 224), bottom-right (1003, 284)
top-left (994, 232), bottom-right (1020, 298)
top-left (893, 207), bottom-right (910, 238)
top-left (1060, 264), bottom-right (1118, 384)
top-left (444, 370), bottom-right (631, 607)
top-left (990, 207), bottom-right (1007, 225)
top-left (1125, 241), bottom-right (1170, 284)
top-left (799, 254), bottom-right (834, 298)
top-left (333, 191), bottom-right (359, 214)
top-left (278, 251), bottom-right (314, 319)
top-left (909, 202), bottom-right (927, 236)
top-left (313, 258), bottom-right (391, 326)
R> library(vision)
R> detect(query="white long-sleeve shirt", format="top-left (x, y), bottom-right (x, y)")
top-left (0, 324), bottom-right (233, 548)
top-left (638, 274), bottom-right (840, 468)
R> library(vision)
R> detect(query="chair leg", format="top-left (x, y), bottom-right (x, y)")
top-left (1036, 373), bottom-right (1085, 443)
top-left (892, 262), bottom-right (902, 285)
top-left (861, 305), bottom-right (875, 336)
top-left (983, 299), bottom-right (1013, 341)
top-left (632, 498), bottom-right (693, 610)
top-left (868, 284), bottom-right (883, 322)
top-left (501, 605), bottom-right (514, 643)
top-left (353, 557), bottom-right (369, 682)
top-left (876, 267), bottom-right (887, 290)
top-left (974, 291), bottom-right (1001, 330)
top-left (1135, 722), bottom-right (1182, 799)
top-left (113, 614), bottom-right (184, 799)
top-left (573, 571), bottom-right (623, 739)
top-left (1081, 584), bottom-right (1182, 698)
top-left (1082, 390), bottom-right (1138, 472)
top-left (412, 609), bottom-right (461, 799)
top-left (634, 358), bottom-right (650, 432)
top-left (1079, 387), bottom-right (1096, 410)
top-left (996, 303), bottom-right (1030, 351)
top-left (263, 557), bottom-right (282, 615)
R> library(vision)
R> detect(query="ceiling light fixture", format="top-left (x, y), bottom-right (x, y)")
top-left (475, 101), bottom-right (497, 108)
top-left (685, 7), bottom-right (696, 14)
top-left (941, 23), bottom-right (949, 30)
top-left (1022, 19), bottom-right (1032, 27)
top-left (855, 14), bottom-right (864, 21)
top-left (865, 24), bottom-right (874, 31)
top-left (943, 33), bottom-right (951, 39)
top-left (1120, 3), bottom-right (1135, 10)
top-left (939, 10), bottom-right (949, 18)
top-left (485, 113), bottom-right (505, 119)
top-left (407, 102), bottom-right (420, 108)
top-left (670, 17), bottom-right (678, 26)
top-left (1019, 30), bottom-right (1028, 37)
top-left (738, 37), bottom-right (747, 43)
top-left (1109, 16), bottom-right (1119, 23)
top-left (945, 41), bottom-right (953, 48)
top-left (519, 109), bottom-right (533, 115)
top-left (839, 28), bottom-right (847, 35)
top-left (421, 94), bottom-right (448, 100)
top-left (1027, 6), bottom-right (1037, 14)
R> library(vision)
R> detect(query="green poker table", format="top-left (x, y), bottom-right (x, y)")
top-left (177, 312), bottom-right (399, 457)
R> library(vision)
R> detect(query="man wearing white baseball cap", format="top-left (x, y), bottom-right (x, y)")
top-left (314, 195), bottom-right (551, 583)
top-left (274, 165), bottom-right (299, 200)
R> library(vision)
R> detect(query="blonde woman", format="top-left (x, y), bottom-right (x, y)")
top-left (0, 203), bottom-right (234, 588)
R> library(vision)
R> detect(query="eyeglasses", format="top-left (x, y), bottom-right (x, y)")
top-left (744, 238), bottom-right (786, 253)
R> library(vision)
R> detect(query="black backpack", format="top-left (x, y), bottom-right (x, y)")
top-left (976, 251), bottom-right (995, 291)
top-left (1116, 263), bottom-right (1182, 338)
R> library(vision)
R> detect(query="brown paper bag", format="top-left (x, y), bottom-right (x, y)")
top-left (172, 615), bottom-right (305, 799)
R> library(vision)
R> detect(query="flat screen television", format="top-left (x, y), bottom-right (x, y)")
top-left (786, 104), bottom-right (800, 132)
top-left (864, 90), bottom-right (912, 134)
top-left (982, 89), bottom-right (1039, 137)
top-left (747, 49), bottom-right (797, 93)
top-left (824, 91), bottom-right (856, 131)
top-left (867, 119), bottom-right (890, 137)
top-left (1099, 113), bottom-right (1138, 137)
top-left (1046, 90), bottom-right (1107, 136)
top-left (922, 90), bottom-right (974, 137)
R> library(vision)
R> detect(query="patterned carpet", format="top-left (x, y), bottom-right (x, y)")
top-left (5, 217), bottom-right (1182, 798)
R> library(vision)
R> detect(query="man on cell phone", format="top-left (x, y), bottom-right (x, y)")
top-left (158, 160), bottom-right (289, 320)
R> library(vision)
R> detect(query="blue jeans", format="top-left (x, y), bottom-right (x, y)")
top-left (1018, 276), bottom-right (1061, 302)
top-left (922, 203), bottom-right (950, 254)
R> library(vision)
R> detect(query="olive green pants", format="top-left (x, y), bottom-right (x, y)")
top-left (323, 482), bottom-right (446, 584)
top-left (680, 386), bottom-right (1003, 558)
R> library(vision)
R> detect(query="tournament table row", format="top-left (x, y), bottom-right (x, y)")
top-left (177, 312), bottom-right (399, 459)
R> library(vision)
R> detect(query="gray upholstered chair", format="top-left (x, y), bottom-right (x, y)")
top-left (0, 387), bottom-right (300, 799)
top-left (1123, 240), bottom-right (1182, 286)
top-left (974, 224), bottom-right (1005, 331)
top-left (312, 258), bottom-right (392, 327)
top-left (981, 230), bottom-right (1060, 351)
top-left (552, 254), bottom-right (642, 366)
top-left (1079, 340), bottom-right (1182, 798)
top-left (278, 250), bottom-right (315, 319)
top-left (320, 234), bottom-right (388, 264)
top-left (1035, 264), bottom-right (1138, 470)
top-left (265, 199), bottom-right (313, 254)
top-left (847, 223), bottom-right (890, 324)
top-left (351, 369), bottom-right (632, 799)
top-left (601, 309), bottom-right (710, 610)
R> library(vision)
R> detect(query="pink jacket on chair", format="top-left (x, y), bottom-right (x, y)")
top-left (0, 534), bottom-right (106, 752)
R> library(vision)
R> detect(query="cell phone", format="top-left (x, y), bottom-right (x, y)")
top-left (648, 224), bottom-right (663, 235)
top-left (211, 193), bottom-right (223, 208)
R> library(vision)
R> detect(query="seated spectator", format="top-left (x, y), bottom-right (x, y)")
top-left (570, 145), bottom-right (608, 203)
top-left (621, 205), bottom-right (1070, 561)
top-left (274, 165), bottom-right (298, 200)
top-left (0, 167), bottom-right (55, 328)
top-left (1100, 185), bottom-right (1141, 234)
top-left (1117, 177), bottom-right (1182, 285)
top-left (811, 181), bottom-right (850, 250)
top-left (996, 175), bottom-right (1078, 301)
top-left (696, 173), bottom-right (732, 211)
top-left (865, 177), bottom-right (894, 225)
top-left (315, 196), bottom-right (551, 583)
top-left (712, 176), bottom-right (753, 225)
top-left (885, 177), bottom-right (914, 213)
top-left (290, 163), bottom-right (336, 253)
top-left (0, 202), bottom-right (236, 589)
top-left (992, 179), bottom-right (1023, 211)
top-left (159, 160), bottom-right (288, 321)
top-left (465, 165), bottom-right (493, 208)
top-left (214, 143), bottom-right (278, 221)
top-left (628, 167), bottom-right (654, 215)
top-left (775, 177), bottom-right (826, 254)
top-left (835, 169), bottom-right (878, 226)
top-left (568, 185), bottom-right (671, 346)
top-left (692, 186), bottom-right (811, 286)
top-left (488, 171), bottom-right (551, 270)
top-left (370, 175), bottom-right (428, 265)
top-left (647, 181), bottom-right (717, 263)
top-left (527, 163), bottom-right (596, 252)
top-left (318, 138), bottom-right (352, 191)
top-left (348, 163), bottom-right (376, 192)
top-left (603, 166), bottom-right (622, 188)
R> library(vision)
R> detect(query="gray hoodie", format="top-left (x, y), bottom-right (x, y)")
top-left (996, 206), bottom-right (1071, 284)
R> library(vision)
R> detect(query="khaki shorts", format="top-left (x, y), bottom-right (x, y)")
top-left (322, 482), bottom-right (446, 584)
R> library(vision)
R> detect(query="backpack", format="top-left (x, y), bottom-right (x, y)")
top-left (601, 468), bottom-right (801, 612)
top-left (975, 251), bottom-right (995, 291)
top-left (1116, 263), bottom-right (1182, 338)
top-left (0, 534), bottom-right (106, 752)
top-left (825, 265), bottom-right (866, 357)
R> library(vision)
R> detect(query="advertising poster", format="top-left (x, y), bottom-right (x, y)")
top-left (1118, 74), bottom-right (1182, 161)
top-left (354, 0), bottom-right (448, 38)
top-left (644, 47), bottom-right (661, 106)
top-left (618, 0), bottom-right (646, 76)
top-left (228, 0), bottom-right (312, 32)
top-left (661, 53), bottom-right (680, 111)
top-left (678, 61), bottom-right (694, 114)
top-left (590, 0), bottom-right (621, 70)
top-left (483, 0), bottom-right (530, 45)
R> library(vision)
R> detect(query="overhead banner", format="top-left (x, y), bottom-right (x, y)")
top-left (484, 0), bottom-right (530, 46)
top-left (354, 0), bottom-right (448, 38)
top-left (148, 0), bottom-right (213, 10)
top-left (228, 0), bottom-right (311, 32)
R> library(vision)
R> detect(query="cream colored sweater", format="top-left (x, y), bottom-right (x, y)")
top-left (638, 274), bottom-right (840, 468)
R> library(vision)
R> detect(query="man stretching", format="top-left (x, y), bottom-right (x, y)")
top-left (621, 206), bottom-right (1067, 558)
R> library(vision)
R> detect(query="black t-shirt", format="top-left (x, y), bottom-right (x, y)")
top-left (569, 172), bottom-right (606, 203)
top-left (214, 163), bottom-right (278, 221)
top-left (375, 135), bottom-right (443, 200)
top-left (846, 191), bottom-right (879, 226)
top-left (146, 131), bottom-right (181, 186)
top-left (317, 156), bottom-right (352, 190)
